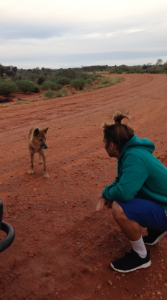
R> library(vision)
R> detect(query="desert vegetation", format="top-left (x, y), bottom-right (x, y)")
top-left (0, 64), bottom-right (123, 101)
top-left (0, 80), bottom-right (18, 97)
top-left (82, 59), bottom-right (167, 74)
top-left (1, 58), bottom-right (165, 101)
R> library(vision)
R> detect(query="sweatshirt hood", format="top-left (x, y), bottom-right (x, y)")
top-left (118, 134), bottom-right (155, 161)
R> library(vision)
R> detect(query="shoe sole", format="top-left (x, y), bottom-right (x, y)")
top-left (110, 260), bottom-right (151, 273)
top-left (144, 231), bottom-right (167, 245)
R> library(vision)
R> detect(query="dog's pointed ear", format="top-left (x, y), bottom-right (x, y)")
top-left (43, 127), bottom-right (49, 134)
top-left (34, 128), bottom-right (39, 136)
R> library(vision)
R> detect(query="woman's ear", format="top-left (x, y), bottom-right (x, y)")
top-left (109, 142), bottom-right (114, 150)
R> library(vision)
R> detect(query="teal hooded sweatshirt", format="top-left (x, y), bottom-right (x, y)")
top-left (102, 134), bottom-right (167, 211)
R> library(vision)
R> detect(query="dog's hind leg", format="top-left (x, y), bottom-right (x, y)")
top-left (29, 152), bottom-right (35, 174)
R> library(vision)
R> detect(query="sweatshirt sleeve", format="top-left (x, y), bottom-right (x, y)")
top-left (102, 153), bottom-right (149, 202)
top-left (102, 176), bottom-right (119, 198)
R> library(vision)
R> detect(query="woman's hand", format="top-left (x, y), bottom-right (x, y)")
top-left (105, 199), bottom-right (112, 209)
top-left (96, 196), bottom-right (106, 212)
top-left (96, 196), bottom-right (113, 212)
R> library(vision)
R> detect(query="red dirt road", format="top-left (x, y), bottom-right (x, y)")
top-left (0, 74), bottom-right (167, 300)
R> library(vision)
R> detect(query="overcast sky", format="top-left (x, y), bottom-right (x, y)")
top-left (1, 0), bottom-right (167, 69)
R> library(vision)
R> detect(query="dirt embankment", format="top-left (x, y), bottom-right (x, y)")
top-left (0, 74), bottom-right (167, 300)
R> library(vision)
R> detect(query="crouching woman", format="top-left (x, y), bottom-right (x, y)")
top-left (96, 111), bottom-right (167, 273)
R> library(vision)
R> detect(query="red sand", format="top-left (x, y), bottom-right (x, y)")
top-left (0, 74), bottom-right (167, 300)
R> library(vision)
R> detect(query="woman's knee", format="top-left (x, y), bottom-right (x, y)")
top-left (112, 201), bottom-right (126, 221)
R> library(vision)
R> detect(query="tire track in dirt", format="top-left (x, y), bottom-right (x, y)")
top-left (0, 74), bottom-right (165, 133)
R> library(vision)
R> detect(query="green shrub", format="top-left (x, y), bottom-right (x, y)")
top-left (43, 90), bottom-right (56, 99)
top-left (110, 77), bottom-right (123, 84)
top-left (57, 76), bottom-right (71, 85)
top-left (94, 74), bottom-right (102, 78)
top-left (90, 75), bottom-right (97, 81)
top-left (0, 80), bottom-right (18, 96)
top-left (54, 83), bottom-right (63, 90)
top-left (56, 68), bottom-right (79, 79)
top-left (16, 79), bottom-right (35, 93)
top-left (109, 70), bottom-right (117, 74)
top-left (42, 80), bottom-right (62, 90)
top-left (85, 78), bottom-right (92, 85)
top-left (71, 78), bottom-right (85, 90)
top-left (36, 77), bottom-right (45, 85)
top-left (102, 80), bottom-right (110, 84)
top-left (80, 73), bottom-right (93, 80)
top-left (56, 91), bottom-right (63, 97)
top-left (42, 80), bottom-right (58, 90)
top-left (33, 84), bottom-right (40, 93)
top-left (47, 75), bottom-right (57, 82)
top-left (150, 69), bottom-right (158, 74)
top-left (61, 88), bottom-right (68, 96)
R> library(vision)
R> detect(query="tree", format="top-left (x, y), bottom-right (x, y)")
top-left (0, 64), bottom-right (5, 78)
top-left (12, 66), bottom-right (17, 75)
top-left (156, 59), bottom-right (163, 66)
top-left (164, 62), bottom-right (167, 70)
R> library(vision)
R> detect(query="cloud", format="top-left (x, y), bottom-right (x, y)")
top-left (0, 0), bottom-right (167, 68)
top-left (0, 20), bottom-right (75, 39)
top-left (1, 1), bottom-right (167, 40)
top-left (2, 48), bottom-right (167, 68)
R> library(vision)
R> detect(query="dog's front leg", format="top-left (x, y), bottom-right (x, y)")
top-left (39, 153), bottom-right (43, 164)
top-left (29, 152), bottom-right (35, 174)
top-left (40, 152), bottom-right (49, 178)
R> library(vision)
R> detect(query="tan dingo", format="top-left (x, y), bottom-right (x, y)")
top-left (28, 127), bottom-right (49, 178)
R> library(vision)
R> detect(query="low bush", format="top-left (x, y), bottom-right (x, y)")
top-left (85, 78), bottom-right (92, 85)
top-left (56, 91), bottom-right (63, 97)
top-left (43, 90), bottom-right (56, 99)
top-left (150, 69), bottom-right (159, 74)
top-left (109, 70), bottom-right (117, 74)
top-left (102, 80), bottom-right (110, 84)
top-left (54, 83), bottom-right (63, 90)
top-left (56, 68), bottom-right (79, 79)
top-left (16, 79), bottom-right (35, 93)
top-left (0, 80), bottom-right (18, 96)
top-left (110, 77), bottom-right (123, 84)
top-left (61, 88), bottom-right (68, 96)
top-left (37, 77), bottom-right (45, 85)
top-left (94, 74), bottom-right (102, 78)
top-left (70, 78), bottom-right (85, 90)
top-left (42, 80), bottom-right (57, 90)
top-left (57, 76), bottom-right (71, 85)
top-left (42, 80), bottom-right (62, 90)
top-left (33, 84), bottom-right (40, 93)
top-left (90, 75), bottom-right (97, 81)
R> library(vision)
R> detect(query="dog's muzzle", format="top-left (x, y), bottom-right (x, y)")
top-left (41, 143), bottom-right (48, 149)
